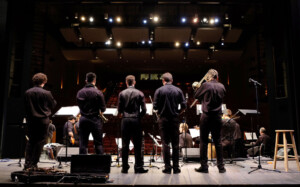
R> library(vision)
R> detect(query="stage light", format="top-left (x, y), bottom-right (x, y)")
top-left (148, 40), bottom-right (152, 44)
top-left (196, 41), bottom-right (201, 45)
top-left (193, 17), bottom-right (198, 23)
top-left (75, 13), bottom-right (78, 19)
top-left (214, 18), bottom-right (219, 23)
top-left (116, 16), bottom-right (122, 23)
top-left (181, 17), bottom-right (186, 23)
top-left (143, 19), bottom-right (147, 24)
top-left (175, 42), bottom-right (180, 47)
top-left (209, 19), bottom-right (215, 24)
top-left (141, 40), bottom-right (145, 44)
top-left (221, 42), bottom-right (224, 46)
top-left (89, 17), bottom-right (94, 22)
top-left (81, 16), bottom-right (86, 22)
top-left (185, 42), bottom-right (189, 47)
top-left (79, 36), bottom-right (82, 40)
top-left (105, 40), bottom-right (111, 45)
top-left (225, 13), bottom-right (229, 20)
top-left (104, 13), bottom-right (108, 20)
top-left (202, 17), bottom-right (208, 23)
top-left (109, 34), bottom-right (113, 40)
top-left (116, 41), bottom-right (122, 47)
top-left (108, 18), bottom-right (113, 23)
top-left (153, 16), bottom-right (159, 22)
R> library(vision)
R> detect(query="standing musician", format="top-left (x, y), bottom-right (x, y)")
top-left (117, 75), bottom-right (148, 174)
top-left (24, 73), bottom-right (57, 170)
top-left (194, 69), bottom-right (226, 173)
top-left (76, 72), bottom-right (106, 154)
top-left (153, 72), bottom-right (187, 174)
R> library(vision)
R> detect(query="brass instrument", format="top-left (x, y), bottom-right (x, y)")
top-left (94, 85), bottom-right (109, 123)
top-left (100, 112), bottom-right (108, 123)
top-left (190, 73), bottom-right (209, 108)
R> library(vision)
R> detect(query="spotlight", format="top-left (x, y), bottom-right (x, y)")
top-left (75, 13), bottom-right (78, 19)
top-left (89, 17), bottom-right (94, 22)
top-left (116, 41), bottom-right (122, 47)
top-left (79, 36), bottom-right (82, 40)
top-left (193, 17), bottom-right (198, 23)
top-left (221, 42), bottom-right (224, 46)
top-left (105, 40), bottom-right (111, 45)
top-left (175, 42), bottom-right (180, 47)
top-left (143, 19), bottom-right (147, 24)
top-left (116, 16), bottom-right (122, 23)
top-left (80, 16), bottom-right (86, 22)
top-left (214, 18), bottom-right (219, 23)
top-left (185, 42), bottom-right (189, 47)
top-left (225, 13), bottom-right (229, 20)
top-left (148, 40), bottom-right (152, 44)
top-left (153, 16), bottom-right (159, 22)
top-left (108, 18), bottom-right (113, 23)
top-left (181, 17), bottom-right (186, 23)
top-left (141, 40), bottom-right (145, 44)
top-left (209, 19), bottom-right (215, 24)
top-left (202, 17), bottom-right (208, 23)
top-left (196, 41), bottom-right (201, 45)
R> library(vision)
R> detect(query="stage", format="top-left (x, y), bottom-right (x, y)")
top-left (0, 155), bottom-right (300, 186)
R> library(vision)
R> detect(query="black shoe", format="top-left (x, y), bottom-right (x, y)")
top-left (121, 166), bottom-right (130, 174)
top-left (219, 167), bottom-right (226, 173)
top-left (134, 168), bottom-right (148, 174)
top-left (173, 168), bottom-right (181, 174)
top-left (162, 168), bottom-right (172, 174)
top-left (195, 167), bottom-right (209, 173)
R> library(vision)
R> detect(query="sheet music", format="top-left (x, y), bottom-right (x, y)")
top-left (89, 133), bottom-right (106, 140)
top-left (189, 128), bottom-right (200, 138)
top-left (54, 106), bottom-right (80, 117)
top-left (239, 109), bottom-right (259, 115)
top-left (115, 138), bottom-right (133, 150)
top-left (145, 103), bottom-right (153, 115)
top-left (244, 132), bottom-right (257, 140)
top-left (103, 108), bottom-right (118, 116)
top-left (196, 104), bottom-right (226, 115)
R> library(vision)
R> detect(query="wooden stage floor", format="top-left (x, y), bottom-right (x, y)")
top-left (0, 155), bottom-right (300, 186)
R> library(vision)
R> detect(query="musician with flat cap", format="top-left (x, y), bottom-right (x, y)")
top-left (153, 72), bottom-right (187, 174)
top-left (76, 72), bottom-right (106, 154)
top-left (194, 69), bottom-right (226, 173)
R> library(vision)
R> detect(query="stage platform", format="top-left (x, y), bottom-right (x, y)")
top-left (0, 156), bottom-right (300, 186)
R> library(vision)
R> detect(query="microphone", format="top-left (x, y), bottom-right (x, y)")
top-left (249, 78), bottom-right (262, 86)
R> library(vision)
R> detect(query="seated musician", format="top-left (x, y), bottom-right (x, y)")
top-left (221, 109), bottom-right (242, 158)
top-left (247, 127), bottom-right (272, 157)
top-left (179, 123), bottom-right (193, 152)
top-left (63, 116), bottom-right (79, 146)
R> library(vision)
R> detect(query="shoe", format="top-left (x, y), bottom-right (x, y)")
top-left (173, 168), bottom-right (181, 174)
top-left (134, 168), bottom-right (148, 174)
top-left (218, 167), bottom-right (226, 173)
top-left (195, 167), bottom-right (209, 173)
top-left (121, 166), bottom-right (130, 174)
top-left (162, 168), bottom-right (172, 174)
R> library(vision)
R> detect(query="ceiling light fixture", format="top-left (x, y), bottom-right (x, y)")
top-left (153, 16), bottom-right (159, 22)
top-left (89, 17), bottom-right (94, 22)
top-left (181, 17), bottom-right (186, 23)
top-left (175, 42), bottom-right (180, 47)
top-left (108, 18), bottom-right (113, 23)
top-left (80, 16), bottom-right (86, 22)
top-left (116, 16), bottom-right (122, 23)
top-left (116, 41), bottom-right (122, 47)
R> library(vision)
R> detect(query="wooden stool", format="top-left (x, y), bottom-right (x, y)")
top-left (273, 130), bottom-right (300, 172)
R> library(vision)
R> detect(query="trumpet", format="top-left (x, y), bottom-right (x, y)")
top-left (100, 112), bottom-right (108, 123)
top-left (190, 73), bottom-right (209, 108)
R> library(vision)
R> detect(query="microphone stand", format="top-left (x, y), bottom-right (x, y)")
top-left (248, 79), bottom-right (280, 174)
top-left (144, 96), bottom-right (160, 169)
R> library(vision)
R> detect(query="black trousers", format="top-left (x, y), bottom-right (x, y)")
top-left (79, 116), bottom-right (103, 154)
top-left (25, 117), bottom-right (49, 169)
top-left (121, 118), bottom-right (143, 169)
top-left (199, 113), bottom-right (224, 169)
top-left (158, 116), bottom-right (180, 169)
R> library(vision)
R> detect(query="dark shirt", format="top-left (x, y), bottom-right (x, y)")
top-left (47, 123), bottom-right (56, 139)
top-left (76, 83), bottom-right (106, 117)
top-left (221, 119), bottom-right (242, 141)
top-left (63, 121), bottom-right (73, 138)
top-left (118, 86), bottom-right (146, 118)
top-left (24, 86), bottom-right (57, 118)
top-left (194, 80), bottom-right (226, 115)
top-left (179, 133), bottom-right (193, 148)
top-left (255, 133), bottom-right (271, 147)
top-left (153, 83), bottom-right (187, 117)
